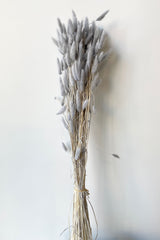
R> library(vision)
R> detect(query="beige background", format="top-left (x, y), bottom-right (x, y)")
top-left (0, 0), bottom-right (160, 239)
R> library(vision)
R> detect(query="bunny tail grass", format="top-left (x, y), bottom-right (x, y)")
top-left (53, 10), bottom-right (111, 240)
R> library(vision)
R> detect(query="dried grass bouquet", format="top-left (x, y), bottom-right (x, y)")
top-left (52, 10), bottom-right (111, 240)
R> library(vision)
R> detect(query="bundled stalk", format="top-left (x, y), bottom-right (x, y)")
top-left (53, 10), bottom-right (111, 240)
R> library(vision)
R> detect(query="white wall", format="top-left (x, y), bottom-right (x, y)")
top-left (0, 0), bottom-right (160, 240)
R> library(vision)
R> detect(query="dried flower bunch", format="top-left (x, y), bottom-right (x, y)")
top-left (53, 10), bottom-right (111, 240)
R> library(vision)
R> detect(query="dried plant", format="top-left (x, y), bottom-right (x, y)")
top-left (53, 10), bottom-right (111, 240)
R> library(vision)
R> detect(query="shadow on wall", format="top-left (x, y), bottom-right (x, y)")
top-left (90, 32), bottom-right (121, 239)
top-left (91, 31), bottom-right (159, 240)
top-left (99, 232), bottom-right (160, 240)
top-left (90, 32), bottom-right (143, 240)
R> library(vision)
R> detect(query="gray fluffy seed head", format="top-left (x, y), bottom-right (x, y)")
top-left (79, 69), bottom-right (85, 92)
top-left (75, 59), bottom-right (81, 80)
top-left (71, 63), bottom-right (77, 81)
top-left (79, 40), bottom-right (84, 59)
top-left (72, 10), bottom-right (77, 31)
top-left (54, 96), bottom-right (64, 105)
top-left (57, 58), bottom-right (62, 75)
top-left (85, 32), bottom-right (93, 45)
top-left (56, 105), bottom-right (66, 115)
top-left (62, 142), bottom-right (68, 152)
top-left (76, 90), bottom-right (81, 112)
top-left (69, 118), bottom-right (74, 134)
top-left (66, 141), bottom-right (71, 152)
top-left (65, 51), bottom-right (71, 66)
top-left (91, 55), bottom-right (98, 74)
top-left (87, 44), bottom-right (93, 68)
top-left (67, 19), bottom-right (74, 35)
top-left (99, 30), bottom-right (105, 49)
top-left (63, 70), bottom-right (69, 92)
top-left (98, 51), bottom-right (104, 62)
top-left (93, 27), bottom-right (100, 46)
top-left (62, 141), bottom-right (72, 152)
top-left (72, 61), bottom-right (79, 81)
top-left (96, 10), bottom-right (109, 21)
top-left (57, 18), bottom-right (63, 33)
top-left (83, 17), bottom-right (89, 33)
top-left (95, 39), bottom-right (100, 53)
top-left (91, 73), bottom-right (100, 91)
top-left (70, 100), bottom-right (76, 119)
top-left (61, 117), bottom-right (69, 130)
top-left (69, 73), bottom-right (75, 87)
top-left (81, 69), bottom-right (85, 82)
top-left (76, 23), bottom-right (81, 43)
top-left (72, 10), bottom-right (77, 19)
top-left (75, 146), bottom-right (81, 160)
top-left (60, 59), bottom-right (64, 71)
top-left (82, 99), bottom-right (89, 110)
top-left (59, 77), bottom-right (66, 96)
top-left (62, 24), bottom-right (67, 35)
top-left (90, 92), bottom-right (96, 113)
top-left (101, 48), bottom-right (112, 62)
top-left (70, 41), bottom-right (76, 60)
top-left (51, 37), bottom-right (59, 47)
top-left (91, 21), bottom-right (96, 33)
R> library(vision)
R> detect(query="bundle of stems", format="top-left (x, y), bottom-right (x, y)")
top-left (53, 10), bottom-right (111, 240)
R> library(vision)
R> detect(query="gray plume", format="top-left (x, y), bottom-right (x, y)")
top-left (57, 18), bottom-right (63, 32)
top-left (76, 23), bottom-right (82, 43)
top-left (75, 59), bottom-right (81, 80)
top-left (71, 63), bottom-right (78, 81)
top-left (82, 99), bottom-right (89, 110)
top-left (70, 100), bottom-right (76, 119)
top-left (69, 118), bottom-right (74, 134)
top-left (57, 58), bottom-right (62, 75)
top-left (85, 32), bottom-right (93, 45)
top-left (65, 51), bottom-right (71, 66)
top-left (76, 90), bottom-right (81, 112)
top-left (91, 73), bottom-right (100, 90)
top-left (79, 40), bottom-right (84, 59)
top-left (62, 142), bottom-right (68, 152)
top-left (99, 30), bottom-right (105, 49)
top-left (67, 19), bottom-right (74, 35)
top-left (63, 70), bottom-right (69, 91)
top-left (98, 51), bottom-right (104, 62)
top-left (51, 37), bottom-right (59, 47)
top-left (100, 48), bottom-right (112, 62)
top-left (62, 117), bottom-right (69, 130)
top-left (62, 24), bottom-right (67, 35)
top-left (54, 96), bottom-right (64, 106)
top-left (56, 105), bottom-right (66, 115)
top-left (91, 55), bottom-right (98, 74)
top-left (75, 146), bottom-right (81, 160)
top-left (79, 69), bottom-right (85, 92)
top-left (59, 77), bottom-right (66, 96)
top-left (69, 73), bottom-right (75, 87)
top-left (72, 10), bottom-right (77, 31)
top-left (70, 41), bottom-right (76, 60)
top-left (83, 17), bottom-right (89, 33)
top-left (96, 10), bottom-right (109, 21)
top-left (87, 44), bottom-right (93, 67)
